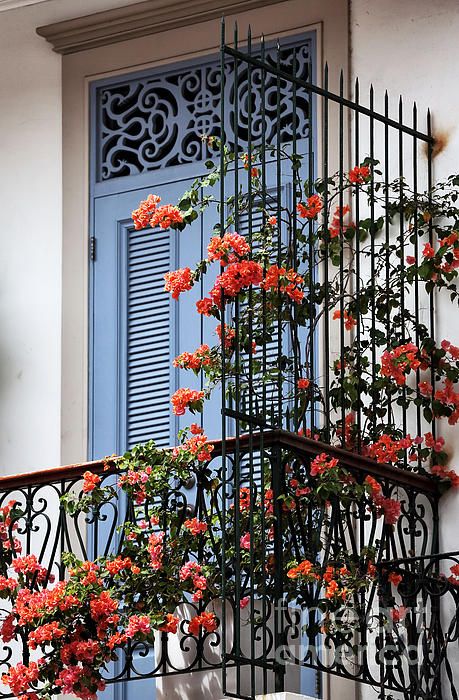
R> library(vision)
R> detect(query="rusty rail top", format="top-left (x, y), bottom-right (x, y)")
top-left (0, 430), bottom-right (438, 495)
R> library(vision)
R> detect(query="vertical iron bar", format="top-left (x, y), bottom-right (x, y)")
top-left (384, 92), bottom-right (392, 431)
top-left (354, 78), bottom-right (362, 451)
top-left (260, 31), bottom-right (268, 696)
top-left (274, 39), bottom-right (285, 694)
top-left (323, 64), bottom-right (331, 442)
top-left (427, 109), bottom-right (436, 440)
top-left (307, 59), bottom-right (315, 434)
top-left (412, 103), bottom-right (422, 447)
top-left (339, 70), bottom-right (346, 448)
top-left (399, 96), bottom-right (408, 464)
top-left (246, 25), bottom-right (256, 699)
top-left (232, 21), bottom-right (242, 699)
top-left (219, 17), bottom-right (228, 695)
top-left (292, 47), bottom-right (299, 430)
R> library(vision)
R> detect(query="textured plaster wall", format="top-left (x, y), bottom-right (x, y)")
top-left (350, 0), bottom-right (459, 562)
top-left (0, 0), bottom-right (149, 474)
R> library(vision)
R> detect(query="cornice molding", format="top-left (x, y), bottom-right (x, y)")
top-left (36, 0), bottom-right (290, 55)
top-left (0, 0), bottom-right (49, 12)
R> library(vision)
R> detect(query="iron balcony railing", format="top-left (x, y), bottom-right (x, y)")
top-left (0, 433), bottom-right (457, 699)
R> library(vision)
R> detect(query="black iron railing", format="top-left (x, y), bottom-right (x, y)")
top-left (215, 21), bottom-right (457, 700)
top-left (0, 433), bottom-right (454, 699)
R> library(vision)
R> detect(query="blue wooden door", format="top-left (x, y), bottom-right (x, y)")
top-left (91, 175), bottom-right (222, 461)
top-left (89, 35), bottom-right (318, 699)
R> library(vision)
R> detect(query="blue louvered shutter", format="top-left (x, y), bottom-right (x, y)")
top-left (126, 225), bottom-right (172, 449)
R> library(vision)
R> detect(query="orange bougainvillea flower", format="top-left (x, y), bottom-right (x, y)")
top-left (349, 165), bottom-right (370, 184)
top-left (149, 204), bottom-right (183, 230)
top-left (207, 232), bottom-right (250, 266)
top-left (297, 194), bottom-right (323, 219)
top-left (333, 309), bottom-right (356, 330)
top-left (164, 267), bottom-right (193, 300)
top-left (82, 471), bottom-right (101, 494)
top-left (188, 611), bottom-right (218, 636)
top-left (170, 388), bottom-right (205, 416)
top-left (261, 264), bottom-right (305, 303)
top-left (388, 571), bottom-right (402, 587)
top-left (132, 194), bottom-right (161, 230)
top-left (297, 378), bottom-right (310, 390)
top-left (159, 614), bottom-right (179, 634)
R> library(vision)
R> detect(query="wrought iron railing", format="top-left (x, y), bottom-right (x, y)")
top-left (215, 20), bottom-right (458, 700)
top-left (0, 433), bottom-right (455, 699)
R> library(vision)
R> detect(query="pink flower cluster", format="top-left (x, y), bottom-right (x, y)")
top-left (179, 561), bottom-right (207, 602)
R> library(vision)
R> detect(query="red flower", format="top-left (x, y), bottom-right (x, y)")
top-left (240, 532), bottom-right (251, 550)
top-left (210, 260), bottom-right (263, 304)
top-left (310, 453), bottom-right (339, 477)
top-left (89, 591), bottom-right (118, 621)
top-left (388, 571), bottom-right (402, 587)
top-left (349, 165), bottom-right (370, 184)
top-left (207, 232), bottom-right (250, 266)
top-left (196, 297), bottom-right (214, 316)
top-left (268, 216), bottom-right (277, 226)
top-left (242, 153), bottom-right (259, 178)
top-left (172, 434), bottom-right (214, 462)
top-left (188, 611), bottom-right (218, 636)
top-left (0, 614), bottom-right (15, 643)
top-left (132, 194), bottom-right (161, 230)
top-left (173, 344), bottom-right (213, 372)
top-left (170, 388), bottom-right (205, 416)
top-left (418, 381), bottom-right (433, 397)
top-left (159, 614), bottom-right (179, 634)
top-left (164, 267), bottom-right (193, 300)
top-left (126, 615), bottom-right (151, 638)
top-left (147, 532), bottom-right (164, 570)
top-left (390, 606), bottom-right (407, 623)
top-left (297, 378), bottom-right (310, 390)
top-left (368, 434), bottom-right (413, 464)
top-left (297, 194), bottom-right (323, 219)
top-left (380, 343), bottom-right (420, 386)
top-left (215, 323), bottom-right (236, 350)
top-left (2, 661), bottom-right (40, 697)
top-left (332, 309), bottom-right (356, 330)
top-left (149, 204), bottom-right (183, 230)
top-left (329, 204), bottom-right (351, 238)
top-left (190, 423), bottom-right (203, 435)
top-left (82, 471), bottom-right (101, 494)
top-left (287, 559), bottom-right (316, 580)
top-left (184, 518), bottom-right (208, 535)
top-left (422, 242), bottom-right (435, 259)
top-left (261, 264), bottom-right (305, 303)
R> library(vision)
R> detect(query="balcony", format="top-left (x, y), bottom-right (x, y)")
top-left (1, 23), bottom-right (459, 700)
top-left (0, 431), bottom-right (457, 699)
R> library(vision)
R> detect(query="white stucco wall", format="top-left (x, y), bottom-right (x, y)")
top-left (350, 0), bottom-right (459, 561)
top-left (0, 0), bottom-right (151, 474)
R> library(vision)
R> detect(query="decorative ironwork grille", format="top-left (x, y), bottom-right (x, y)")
top-left (95, 37), bottom-right (313, 181)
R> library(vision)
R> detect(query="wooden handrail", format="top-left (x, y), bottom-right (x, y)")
top-left (0, 430), bottom-right (438, 495)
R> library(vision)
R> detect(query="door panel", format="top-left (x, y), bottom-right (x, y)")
top-left (89, 35), bottom-right (318, 697)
